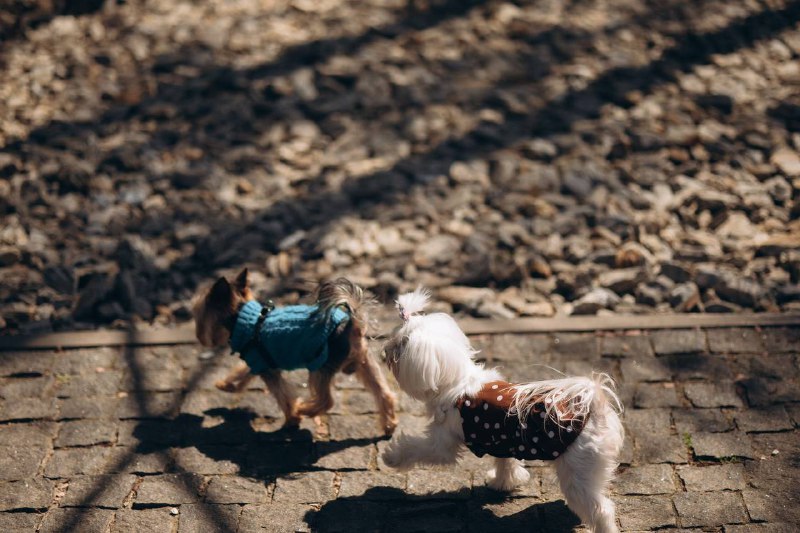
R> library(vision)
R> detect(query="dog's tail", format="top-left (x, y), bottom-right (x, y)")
top-left (510, 373), bottom-right (623, 430)
top-left (315, 278), bottom-right (375, 337)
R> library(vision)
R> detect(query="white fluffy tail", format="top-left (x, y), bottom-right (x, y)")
top-left (510, 373), bottom-right (622, 429)
top-left (396, 287), bottom-right (431, 322)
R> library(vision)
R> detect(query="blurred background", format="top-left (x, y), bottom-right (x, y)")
top-left (1, 0), bottom-right (799, 334)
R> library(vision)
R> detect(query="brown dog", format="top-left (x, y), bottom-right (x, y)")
top-left (193, 269), bottom-right (397, 434)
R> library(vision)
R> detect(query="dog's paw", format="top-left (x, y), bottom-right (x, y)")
top-left (215, 379), bottom-right (239, 393)
top-left (382, 416), bottom-right (399, 437)
top-left (381, 442), bottom-right (404, 469)
top-left (486, 465), bottom-right (530, 492)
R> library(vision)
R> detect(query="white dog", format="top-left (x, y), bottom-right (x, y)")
top-left (381, 289), bottom-right (624, 533)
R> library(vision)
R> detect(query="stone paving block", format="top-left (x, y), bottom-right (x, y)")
top-left (385, 501), bottom-right (465, 532)
top-left (707, 328), bottom-right (765, 354)
top-left (0, 375), bottom-right (54, 398)
top-left (245, 442), bottom-right (314, 476)
top-left (742, 489), bottom-right (800, 524)
top-left (725, 524), bottom-right (798, 533)
top-left (673, 408), bottom-right (734, 434)
top-left (735, 353), bottom-right (799, 381)
top-left (684, 382), bottom-right (744, 408)
top-left (0, 445), bottom-right (46, 480)
top-left (676, 463), bottom-right (746, 491)
top-left (633, 383), bottom-right (683, 408)
top-left (563, 356), bottom-right (616, 377)
top-left (60, 474), bottom-right (136, 508)
top-left (113, 508), bottom-right (177, 533)
top-left (635, 431), bottom-right (687, 464)
top-left (239, 503), bottom-right (314, 533)
top-left (121, 367), bottom-right (185, 392)
top-left (0, 511), bottom-right (42, 532)
top-left (0, 478), bottom-right (53, 510)
top-left (406, 470), bottom-right (471, 499)
top-left (314, 440), bottom-right (373, 470)
top-left (135, 473), bottom-right (204, 505)
top-left (620, 357), bottom-right (671, 383)
top-left (673, 491), bottom-right (747, 527)
top-left (177, 503), bottom-right (241, 533)
top-left (690, 432), bottom-right (754, 459)
top-left (735, 406), bottom-right (794, 433)
top-left (118, 419), bottom-right (183, 448)
top-left (273, 471), bottom-right (335, 504)
top-left (483, 333), bottom-right (552, 362)
top-left (204, 475), bottom-right (268, 504)
top-left (44, 446), bottom-right (112, 477)
top-left (58, 395), bottom-right (120, 419)
top-left (180, 389), bottom-right (237, 416)
top-left (600, 334), bottom-right (654, 358)
top-left (309, 501), bottom-right (386, 533)
top-left (52, 348), bottom-right (118, 374)
top-left (551, 333), bottom-right (599, 360)
top-left (338, 471), bottom-right (406, 499)
top-left (466, 497), bottom-right (548, 532)
top-left (54, 371), bottom-right (122, 398)
top-left (739, 377), bottom-right (800, 407)
top-left (115, 391), bottom-right (181, 419)
top-left (624, 408), bottom-right (687, 464)
top-left (0, 351), bottom-right (54, 377)
top-left (0, 396), bottom-right (56, 421)
top-left (651, 329), bottom-right (706, 355)
top-left (662, 353), bottom-right (734, 381)
top-left (761, 327), bottom-right (800, 353)
top-left (540, 499), bottom-right (584, 533)
top-left (616, 495), bottom-right (677, 530)
top-left (235, 390), bottom-right (282, 418)
top-left (328, 414), bottom-right (385, 440)
top-left (615, 464), bottom-right (675, 495)
top-left (783, 403), bottom-right (800, 427)
top-left (172, 445), bottom-right (242, 475)
top-left (39, 508), bottom-right (115, 533)
top-left (104, 447), bottom-right (171, 474)
top-left (0, 421), bottom-right (56, 447)
top-left (329, 389), bottom-right (380, 415)
top-left (55, 419), bottom-right (117, 447)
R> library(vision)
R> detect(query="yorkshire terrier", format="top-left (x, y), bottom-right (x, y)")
top-left (193, 269), bottom-right (397, 434)
top-left (381, 289), bottom-right (624, 533)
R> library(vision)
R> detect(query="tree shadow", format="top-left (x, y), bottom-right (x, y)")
top-left (3, 0), bottom-right (799, 330)
top-left (304, 486), bottom-right (581, 532)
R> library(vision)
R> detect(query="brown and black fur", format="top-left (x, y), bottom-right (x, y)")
top-left (193, 270), bottom-right (398, 434)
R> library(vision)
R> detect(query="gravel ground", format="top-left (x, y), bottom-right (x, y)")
top-left (1, 0), bottom-right (800, 334)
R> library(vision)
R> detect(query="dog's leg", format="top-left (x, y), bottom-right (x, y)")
top-left (215, 361), bottom-right (255, 392)
top-left (352, 335), bottom-right (398, 435)
top-left (259, 369), bottom-right (301, 428)
top-left (486, 457), bottom-right (530, 492)
top-left (296, 370), bottom-right (335, 418)
top-left (382, 413), bottom-right (462, 469)
top-left (555, 415), bottom-right (622, 533)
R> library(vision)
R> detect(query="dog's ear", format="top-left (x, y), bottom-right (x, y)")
top-left (208, 276), bottom-right (233, 307)
top-left (234, 268), bottom-right (248, 294)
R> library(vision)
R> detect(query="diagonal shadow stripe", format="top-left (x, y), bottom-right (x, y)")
top-left (54, 325), bottom-right (234, 532)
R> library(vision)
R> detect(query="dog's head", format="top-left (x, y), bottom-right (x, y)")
top-left (383, 288), bottom-right (478, 401)
top-left (193, 268), bottom-right (253, 347)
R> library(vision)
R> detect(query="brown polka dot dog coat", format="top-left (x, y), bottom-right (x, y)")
top-left (457, 380), bottom-right (588, 460)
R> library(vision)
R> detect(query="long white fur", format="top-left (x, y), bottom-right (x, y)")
top-left (382, 290), bottom-right (625, 533)
top-left (510, 373), bottom-right (623, 430)
top-left (396, 286), bottom-right (431, 320)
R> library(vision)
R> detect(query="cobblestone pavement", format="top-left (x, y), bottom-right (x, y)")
top-left (0, 324), bottom-right (798, 532)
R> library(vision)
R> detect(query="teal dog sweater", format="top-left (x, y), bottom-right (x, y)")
top-left (229, 300), bottom-right (350, 373)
